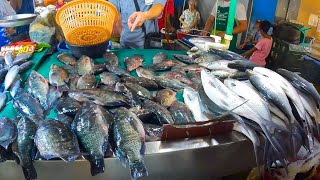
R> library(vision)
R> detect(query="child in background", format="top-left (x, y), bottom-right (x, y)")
top-left (241, 20), bottom-right (273, 67)
top-left (179, 0), bottom-right (200, 32)
top-left (238, 19), bottom-right (262, 50)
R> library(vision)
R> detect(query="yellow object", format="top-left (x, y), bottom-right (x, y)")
top-left (44, 0), bottom-right (57, 6)
top-left (56, 0), bottom-right (118, 46)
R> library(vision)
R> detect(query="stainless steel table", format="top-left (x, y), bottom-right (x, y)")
top-left (0, 132), bottom-right (256, 180)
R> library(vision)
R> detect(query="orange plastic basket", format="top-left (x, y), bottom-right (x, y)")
top-left (56, 0), bottom-right (118, 46)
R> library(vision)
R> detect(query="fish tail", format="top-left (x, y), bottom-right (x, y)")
top-left (22, 163), bottom-right (37, 180)
top-left (90, 157), bottom-right (105, 176)
top-left (130, 161), bottom-right (148, 179)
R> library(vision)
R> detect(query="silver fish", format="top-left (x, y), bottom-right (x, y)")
top-left (4, 65), bottom-right (19, 91)
top-left (18, 61), bottom-right (33, 73)
top-left (0, 93), bottom-right (6, 111)
top-left (9, 74), bottom-right (21, 98)
top-left (4, 52), bottom-right (13, 66)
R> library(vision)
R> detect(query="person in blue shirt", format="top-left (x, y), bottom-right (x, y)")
top-left (109, 0), bottom-right (166, 49)
top-left (10, 0), bottom-right (34, 35)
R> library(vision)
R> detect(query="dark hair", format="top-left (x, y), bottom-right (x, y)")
top-left (260, 20), bottom-right (272, 34)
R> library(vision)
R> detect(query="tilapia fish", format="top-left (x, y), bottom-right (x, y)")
top-left (169, 100), bottom-right (196, 124)
top-left (56, 114), bottom-right (74, 128)
top-left (112, 107), bottom-right (147, 179)
top-left (69, 73), bottom-right (80, 90)
top-left (106, 65), bottom-right (131, 77)
top-left (186, 70), bottom-right (202, 87)
top-left (27, 71), bottom-right (49, 110)
top-left (143, 124), bottom-right (163, 142)
top-left (153, 52), bottom-right (167, 64)
top-left (76, 74), bottom-right (97, 89)
top-left (143, 100), bottom-right (174, 124)
top-left (155, 89), bottom-right (177, 108)
top-left (147, 60), bottom-right (177, 71)
top-left (115, 83), bottom-right (142, 110)
top-left (77, 55), bottom-right (94, 75)
top-left (163, 71), bottom-right (193, 86)
top-left (13, 89), bottom-right (44, 124)
top-left (72, 102), bottom-right (110, 176)
top-left (35, 120), bottom-right (80, 162)
top-left (0, 117), bottom-right (17, 149)
top-left (4, 65), bottom-right (19, 91)
top-left (0, 146), bottom-right (7, 162)
top-left (103, 52), bottom-right (119, 66)
top-left (124, 55), bottom-right (144, 72)
top-left (57, 52), bottom-right (76, 66)
top-left (49, 64), bottom-right (69, 91)
top-left (94, 62), bottom-right (108, 75)
top-left (136, 67), bottom-right (156, 79)
top-left (172, 54), bottom-right (196, 64)
top-left (124, 82), bottom-right (152, 100)
top-left (69, 89), bottom-right (128, 107)
top-left (153, 76), bottom-right (189, 91)
top-left (17, 118), bottom-right (37, 180)
top-left (54, 97), bottom-right (82, 116)
top-left (121, 77), bottom-right (158, 90)
top-left (100, 72), bottom-right (120, 87)
top-left (47, 86), bottom-right (63, 108)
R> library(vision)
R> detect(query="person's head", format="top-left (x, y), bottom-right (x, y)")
top-left (189, 0), bottom-right (196, 11)
top-left (255, 20), bottom-right (261, 30)
top-left (259, 20), bottom-right (272, 36)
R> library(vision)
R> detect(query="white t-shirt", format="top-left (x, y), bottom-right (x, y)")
top-left (210, 0), bottom-right (247, 21)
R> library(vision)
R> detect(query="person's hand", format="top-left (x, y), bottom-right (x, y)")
top-left (200, 30), bottom-right (210, 36)
top-left (238, 44), bottom-right (245, 50)
top-left (217, 31), bottom-right (226, 38)
top-left (128, 11), bottom-right (148, 32)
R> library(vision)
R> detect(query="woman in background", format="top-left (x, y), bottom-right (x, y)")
top-left (241, 20), bottom-right (273, 67)
top-left (179, 0), bottom-right (200, 32)
top-left (10, 0), bottom-right (34, 35)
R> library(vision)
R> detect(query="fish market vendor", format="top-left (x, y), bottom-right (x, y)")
top-left (109, 0), bottom-right (166, 49)
top-left (200, 0), bottom-right (247, 52)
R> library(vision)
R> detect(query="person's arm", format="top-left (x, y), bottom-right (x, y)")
top-left (128, 3), bottom-right (164, 31)
top-left (200, 15), bottom-right (214, 36)
top-left (241, 47), bottom-right (257, 57)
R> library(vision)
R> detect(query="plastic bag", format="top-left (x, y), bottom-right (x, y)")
top-left (29, 9), bottom-right (55, 44)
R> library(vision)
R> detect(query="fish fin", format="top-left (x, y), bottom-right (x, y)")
top-left (89, 157), bottom-right (105, 176)
top-left (217, 99), bottom-right (249, 119)
top-left (22, 163), bottom-right (37, 180)
top-left (115, 149), bottom-right (129, 168)
top-left (130, 161), bottom-right (148, 179)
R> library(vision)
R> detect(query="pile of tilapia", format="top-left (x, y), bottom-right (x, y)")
top-left (0, 52), bottom-right (33, 110)
top-left (0, 47), bottom-right (319, 179)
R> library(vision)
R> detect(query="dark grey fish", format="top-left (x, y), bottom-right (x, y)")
top-left (121, 77), bottom-right (158, 90)
top-left (106, 65), bottom-right (131, 77)
top-left (0, 146), bottom-right (7, 162)
top-left (277, 68), bottom-right (320, 107)
top-left (9, 74), bottom-right (21, 98)
top-left (27, 71), bottom-right (49, 110)
top-left (186, 70), bottom-right (202, 86)
top-left (228, 60), bottom-right (259, 71)
top-left (54, 97), bottom-right (82, 116)
top-left (169, 100), bottom-right (196, 124)
top-left (76, 74), bottom-right (97, 89)
top-left (99, 72), bottom-right (120, 87)
top-left (103, 52), bottom-right (119, 66)
top-left (0, 92), bottom-right (7, 111)
top-left (57, 52), bottom-right (77, 66)
top-left (4, 65), bottom-right (19, 91)
top-left (35, 120), bottom-right (80, 162)
top-left (171, 64), bottom-right (206, 72)
top-left (163, 71), bottom-right (194, 86)
top-left (124, 55), bottom-right (144, 72)
top-left (77, 55), bottom-right (94, 75)
top-left (124, 82), bottom-right (152, 100)
top-left (115, 83), bottom-right (142, 109)
top-left (47, 86), bottom-right (63, 109)
top-left (153, 76), bottom-right (189, 91)
top-left (56, 114), bottom-right (74, 128)
top-left (68, 89), bottom-right (128, 107)
top-left (172, 54), bottom-right (195, 64)
top-left (143, 100), bottom-right (174, 124)
top-left (136, 67), bottom-right (156, 79)
top-left (18, 61), bottom-right (33, 73)
top-left (143, 124), bottom-right (163, 142)
top-left (94, 62), bottom-right (108, 75)
top-left (49, 64), bottom-right (69, 91)
top-left (72, 102), bottom-right (110, 176)
top-left (155, 89), bottom-right (177, 108)
top-left (98, 84), bottom-right (115, 91)
top-left (208, 48), bottom-right (247, 60)
top-left (0, 117), bottom-right (17, 149)
top-left (69, 73), bottom-right (80, 90)
top-left (13, 89), bottom-right (44, 125)
top-left (0, 68), bottom-right (8, 85)
top-left (112, 107), bottom-right (147, 179)
top-left (131, 108), bottom-right (155, 122)
top-left (5, 52), bottom-right (13, 66)
top-left (147, 60), bottom-right (177, 71)
top-left (11, 58), bottom-right (27, 67)
top-left (63, 64), bottom-right (78, 74)
top-left (153, 52), bottom-right (167, 64)
top-left (17, 117), bottom-right (37, 180)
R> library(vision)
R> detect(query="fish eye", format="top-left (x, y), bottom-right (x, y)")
top-left (231, 83), bottom-right (236, 87)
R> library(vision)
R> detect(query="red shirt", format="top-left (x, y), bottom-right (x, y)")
top-left (158, 0), bottom-right (174, 31)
